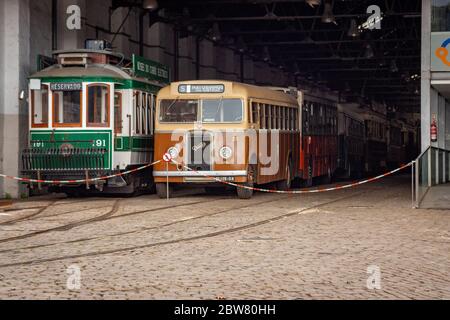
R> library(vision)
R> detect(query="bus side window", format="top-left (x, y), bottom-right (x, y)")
top-left (266, 105), bottom-right (271, 130)
top-left (114, 92), bottom-right (122, 134)
top-left (260, 103), bottom-right (266, 129)
top-left (251, 102), bottom-right (258, 124)
top-left (271, 105), bottom-right (276, 129)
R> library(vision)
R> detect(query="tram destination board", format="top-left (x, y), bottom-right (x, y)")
top-left (178, 84), bottom-right (225, 94)
top-left (50, 82), bottom-right (82, 91)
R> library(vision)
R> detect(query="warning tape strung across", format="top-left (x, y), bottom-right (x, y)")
top-left (171, 160), bottom-right (413, 194)
top-left (0, 160), bottom-right (162, 185)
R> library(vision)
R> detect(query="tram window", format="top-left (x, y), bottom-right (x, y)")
top-left (135, 91), bottom-right (141, 133)
top-left (53, 90), bottom-right (81, 126)
top-left (141, 93), bottom-right (147, 134)
top-left (202, 99), bottom-right (243, 123)
top-left (160, 99), bottom-right (198, 123)
top-left (147, 94), bottom-right (153, 134)
top-left (114, 92), bottom-right (122, 134)
top-left (31, 85), bottom-right (49, 127)
top-left (87, 84), bottom-right (109, 127)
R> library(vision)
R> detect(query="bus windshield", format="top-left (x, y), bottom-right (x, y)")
top-left (202, 99), bottom-right (243, 123)
top-left (159, 98), bottom-right (243, 123)
top-left (160, 99), bottom-right (198, 123)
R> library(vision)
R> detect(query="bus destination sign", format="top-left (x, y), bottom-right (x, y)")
top-left (50, 82), bottom-right (82, 91)
top-left (178, 84), bottom-right (225, 94)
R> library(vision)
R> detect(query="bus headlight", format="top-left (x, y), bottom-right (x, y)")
top-left (219, 146), bottom-right (232, 160)
top-left (167, 146), bottom-right (179, 159)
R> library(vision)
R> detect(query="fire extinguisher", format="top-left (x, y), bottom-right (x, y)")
top-left (431, 117), bottom-right (438, 142)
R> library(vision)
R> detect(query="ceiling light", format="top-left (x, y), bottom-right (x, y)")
top-left (142, 0), bottom-right (158, 11)
top-left (263, 46), bottom-right (271, 62)
top-left (210, 22), bottom-right (221, 41)
top-left (306, 0), bottom-right (321, 8)
top-left (347, 19), bottom-right (359, 37)
top-left (390, 60), bottom-right (399, 73)
top-left (322, 2), bottom-right (336, 24)
top-left (236, 36), bottom-right (246, 52)
top-left (364, 44), bottom-right (374, 59)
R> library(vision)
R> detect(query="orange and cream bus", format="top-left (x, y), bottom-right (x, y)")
top-left (153, 80), bottom-right (302, 199)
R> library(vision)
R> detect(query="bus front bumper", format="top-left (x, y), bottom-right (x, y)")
top-left (153, 170), bottom-right (247, 183)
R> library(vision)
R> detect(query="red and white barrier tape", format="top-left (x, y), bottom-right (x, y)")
top-left (0, 160), bottom-right (161, 185)
top-left (171, 160), bottom-right (413, 194)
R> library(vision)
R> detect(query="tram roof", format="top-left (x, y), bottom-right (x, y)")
top-left (29, 64), bottom-right (131, 83)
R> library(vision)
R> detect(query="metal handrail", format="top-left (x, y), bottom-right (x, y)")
top-left (412, 146), bottom-right (450, 208)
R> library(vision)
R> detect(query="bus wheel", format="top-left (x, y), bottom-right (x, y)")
top-left (277, 160), bottom-right (292, 191)
top-left (156, 183), bottom-right (172, 199)
top-left (237, 166), bottom-right (255, 199)
top-left (237, 184), bottom-right (253, 199)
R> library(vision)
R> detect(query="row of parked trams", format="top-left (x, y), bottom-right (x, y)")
top-left (23, 47), bottom-right (419, 199)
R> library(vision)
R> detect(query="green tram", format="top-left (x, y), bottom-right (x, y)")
top-left (22, 46), bottom-right (169, 195)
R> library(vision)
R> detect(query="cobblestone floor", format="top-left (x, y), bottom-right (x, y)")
top-left (0, 175), bottom-right (448, 299)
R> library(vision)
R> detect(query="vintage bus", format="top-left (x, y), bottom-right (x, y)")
top-left (153, 81), bottom-right (338, 198)
top-left (153, 81), bottom-right (301, 198)
top-left (22, 42), bottom-right (169, 195)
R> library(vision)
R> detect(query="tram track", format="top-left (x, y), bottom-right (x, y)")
top-left (0, 191), bottom-right (366, 268)
top-left (0, 195), bottom-right (291, 253)
top-left (0, 196), bottom-right (233, 245)
top-left (0, 197), bottom-right (112, 225)
top-left (0, 200), bottom-right (59, 226)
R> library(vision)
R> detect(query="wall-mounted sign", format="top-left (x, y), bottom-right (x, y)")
top-left (50, 82), bottom-right (82, 91)
top-left (431, 32), bottom-right (450, 71)
top-left (178, 84), bottom-right (225, 94)
top-left (132, 54), bottom-right (170, 84)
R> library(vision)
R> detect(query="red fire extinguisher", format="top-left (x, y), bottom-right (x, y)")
top-left (431, 117), bottom-right (438, 142)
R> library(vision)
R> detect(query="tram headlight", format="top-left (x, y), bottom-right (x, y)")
top-left (167, 146), bottom-right (179, 159)
top-left (219, 146), bottom-right (233, 160)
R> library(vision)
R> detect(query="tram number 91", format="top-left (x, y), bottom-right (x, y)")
top-left (92, 139), bottom-right (107, 147)
top-left (32, 141), bottom-right (45, 148)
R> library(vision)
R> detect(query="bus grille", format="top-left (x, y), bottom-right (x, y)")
top-left (187, 132), bottom-right (211, 171)
top-left (22, 148), bottom-right (107, 171)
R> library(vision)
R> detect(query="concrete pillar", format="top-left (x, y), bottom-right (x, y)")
top-left (0, 0), bottom-right (30, 198)
top-left (178, 36), bottom-right (195, 81)
top-left (233, 53), bottom-right (240, 82)
top-left (421, 0), bottom-right (431, 152)
top-left (243, 56), bottom-right (255, 84)
top-left (145, 22), bottom-right (165, 64)
top-left (57, 0), bottom-right (86, 50)
top-left (29, 0), bottom-right (52, 74)
top-left (199, 39), bottom-right (216, 79)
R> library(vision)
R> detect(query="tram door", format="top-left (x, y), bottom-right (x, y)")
top-left (114, 92), bottom-right (122, 135)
